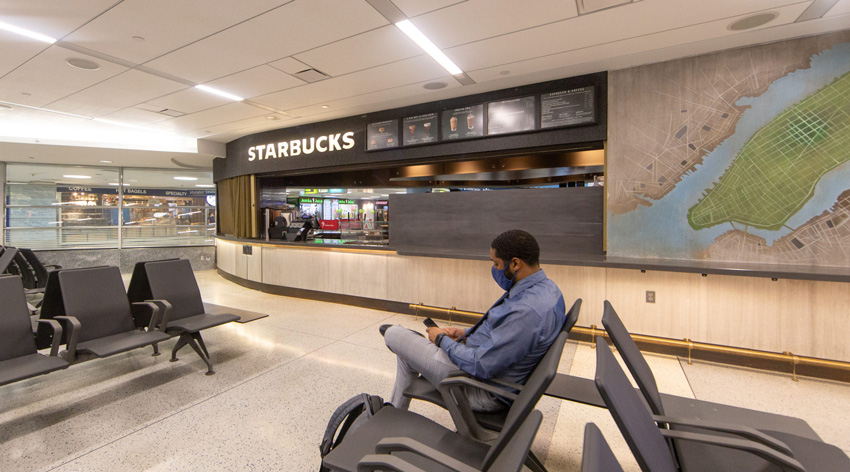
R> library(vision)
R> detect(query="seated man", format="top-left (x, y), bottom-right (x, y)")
top-left (382, 229), bottom-right (566, 412)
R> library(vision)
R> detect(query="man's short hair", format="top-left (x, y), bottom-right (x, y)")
top-left (491, 230), bottom-right (540, 267)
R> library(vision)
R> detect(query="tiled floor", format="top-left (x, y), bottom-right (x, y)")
top-left (2, 270), bottom-right (849, 471)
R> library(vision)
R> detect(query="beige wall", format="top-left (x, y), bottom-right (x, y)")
top-left (216, 240), bottom-right (850, 362)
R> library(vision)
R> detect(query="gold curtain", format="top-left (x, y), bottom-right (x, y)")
top-left (217, 175), bottom-right (254, 238)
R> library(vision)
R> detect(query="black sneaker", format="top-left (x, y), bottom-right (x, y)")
top-left (379, 324), bottom-right (393, 337)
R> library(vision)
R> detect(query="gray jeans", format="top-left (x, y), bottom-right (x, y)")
top-left (384, 325), bottom-right (505, 412)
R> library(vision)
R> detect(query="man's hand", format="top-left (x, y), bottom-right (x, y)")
top-left (427, 326), bottom-right (466, 343)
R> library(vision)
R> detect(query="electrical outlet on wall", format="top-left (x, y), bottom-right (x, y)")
top-left (646, 290), bottom-right (656, 303)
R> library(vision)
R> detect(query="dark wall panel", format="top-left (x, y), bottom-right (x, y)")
top-left (390, 187), bottom-right (603, 259)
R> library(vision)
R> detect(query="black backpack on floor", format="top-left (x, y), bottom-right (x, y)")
top-left (319, 393), bottom-right (385, 471)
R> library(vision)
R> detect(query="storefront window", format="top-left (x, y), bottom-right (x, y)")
top-left (3, 164), bottom-right (215, 250)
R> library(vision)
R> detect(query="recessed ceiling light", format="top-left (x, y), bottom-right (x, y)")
top-left (195, 184), bottom-right (215, 188)
top-left (321, 105), bottom-right (330, 109)
top-left (66, 57), bottom-right (101, 70)
top-left (0, 21), bottom-right (56, 44)
top-left (63, 175), bottom-right (91, 179)
top-left (174, 176), bottom-right (198, 181)
top-left (499, 70), bottom-right (510, 76)
top-left (728, 12), bottom-right (778, 31)
top-left (423, 82), bottom-right (447, 90)
top-left (108, 182), bottom-right (129, 186)
top-left (195, 84), bottom-right (243, 101)
top-left (395, 20), bottom-right (463, 76)
top-left (131, 36), bottom-right (145, 42)
top-left (265, 115), bottom-right (279, 120)
top-left (99, 160), bottom-right (113, 164)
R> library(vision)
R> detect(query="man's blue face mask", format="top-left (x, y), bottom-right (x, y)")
top-left (491, 262), bottom-right (515, 291)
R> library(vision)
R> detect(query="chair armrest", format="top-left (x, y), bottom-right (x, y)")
top-left (447, 369), bottom-right (470, 378)
top-left (356, 454), bottom-right (427, 472)
top-left (372, 437), bottom-right (478, 472)
top-left (54, 316), bottom-right (81, 362)
top-left (45, 264), bottom-right (62, 269)
top-left (35, 319), bottom-right (64, 357)
top-left (660, 429), bottom-right (805, 472)
top-left (146, 299), bottom-right (172, 332)
top-left (439, 376), bottom-right (518, 402)
top-left (132, 302), bottom-right (162, 332)
top-left (488, 377), bottom-right (524, 391)
top-left (653, 414), bottom-right (792, 456)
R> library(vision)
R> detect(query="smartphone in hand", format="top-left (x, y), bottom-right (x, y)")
top-left (422, 317), bottom-right (439, 328)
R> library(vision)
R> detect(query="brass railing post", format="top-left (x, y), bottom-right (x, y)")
top-left (685, 338), bottom-right (693, 365)
top-left (590, 324), bottom-right (597, 348)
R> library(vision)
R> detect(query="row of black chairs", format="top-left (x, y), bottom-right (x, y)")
top-left (0, 246), bottom-right (60, 310)
top-left (0, 258), bottom-right (238, 388)
top-left (322, 300), bottom-right (850, 471)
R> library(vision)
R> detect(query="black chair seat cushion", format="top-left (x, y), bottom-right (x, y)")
top-left (322, 406), bottom-right (490, 472)
top-left (76, 330), bottom-right (172, 358)
top-left (674, 427), bottom-right (850, 471)
top-left (0, 353), bottom-right (68, 387)
top-left (165, 312), bottom-right (240, 334)
top-left (404, 377), bottom-right (508, 431)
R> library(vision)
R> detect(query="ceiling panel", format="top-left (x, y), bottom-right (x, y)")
top-left (194, 114), bottom-right (296, 140)
top-left (294, 25), bottom-right (422, 77)
top-left (99, 106), bottom-right (174, 125)
top-left (391, 0), bottom-right (467, 18)
top-left (64, 0), bottom-right (294, 64)
top-left (144, 0), bottom-right (389, 83)
top-left (411, 0), bottom-right (579, 49)
top-left (49, 69), bottom-right (189, 117)
top-left (0, 0), bottom-right (118, 40)
top-left (824, 0), bottom-right (850, 16)
top-left (268, 56), bottom-right (311, 74)
top-left (0, 31), bottom-right (52, 77)
top-left (254, 54), bottom-right (448, 111)
top-left (0, 45), bottom-right (127, 108)
top-left (155, 102), bottom-right (271, 133)
top-left (445, 0), bottom-right (808, 72)
top-left (146, 87), bottom-right (233, 115)
top-left (205, 65), bottom-right (303, 99)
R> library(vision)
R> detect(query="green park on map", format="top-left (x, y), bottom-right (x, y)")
top-left (688, 71), bottom-right (850, 231)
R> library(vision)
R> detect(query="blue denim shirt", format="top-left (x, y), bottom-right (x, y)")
top-left (440, 269), bottom-right (566, 383)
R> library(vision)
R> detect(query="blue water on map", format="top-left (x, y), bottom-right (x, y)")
top-left (609, 42), bottom-right (850, 259)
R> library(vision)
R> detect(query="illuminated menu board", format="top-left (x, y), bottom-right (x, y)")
top-left (366, 120), bottom-right (399, 150)
top-left (540, 86), bottom-right (596, 128)
top-left (441, 105), bottom-right (484, 141)
top-left (402, 113), bottom-right (438, 146)
top-left (487, 96), bottom-right (536, 135)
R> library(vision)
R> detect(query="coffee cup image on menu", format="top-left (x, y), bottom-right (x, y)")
top-left (450, 116), bottom-right (458, 131)
top-left (467, 114), bottom-right (475, 130)
top-left (423, 122), bottom-right (431, 135)
top-left (409, 124), bottom-right (416, 135)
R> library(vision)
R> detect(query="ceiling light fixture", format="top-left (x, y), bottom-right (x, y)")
top-left (174, 176), bottom-right (198, 181)
top-left (423, 82), bottom-right (447, 90)
top-left (195, 84), bottom-right (244, 101)
top-left (0, 21), bottom-right (56, 44)
top-left (321, 105), bottom-right (330, 109)
top-left (195, 184), bottom-right (215, 188)
top-left (66, 57), bottom-right (101, 70)
top-left (395, 20), bottom-right (463, 76)
top-left (63, 175), bottom-right (91, 179)
top-left (99, 160), bottom-right (113, 164)
top-left (0, 104), bottom-right (12, 111)
top-left (728, 12), bottom-right (779, 31)
top-left (0, 100), bottom-right (91, 119)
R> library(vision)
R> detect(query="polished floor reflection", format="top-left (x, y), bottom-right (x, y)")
top-left (1, 270), bottom-right (848, 471)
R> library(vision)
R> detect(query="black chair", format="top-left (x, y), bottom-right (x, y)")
top-left (580, 423), bottom-right (624, 472)
top-left (126, 259), bottom-right (179, 329)
top-left (129, 258), bottom-right (238, 375)
top-left (321, 330), bottom-right (568, 472)
top-left (0, 246), bottom-right (18, 274)
top-left (41, 266), bottom-right (171, 363)
top-left (20, 248), bottom-right (61, 289)
top-left (594, 337), bottom-right (850, 471)
top-left (10, 250), bottom-right (39, 290)
top-left (0, 275), bottom-right (68, 387)
top-left (600, 300), bottom-right (822, 440)
top-left (355, 410), bottom-right (543, 472)
top-left (403, 298), bottom-right (581, 439)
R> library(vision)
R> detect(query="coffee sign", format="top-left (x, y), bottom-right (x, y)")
top-left (248, 131), bottom-right (355, 161)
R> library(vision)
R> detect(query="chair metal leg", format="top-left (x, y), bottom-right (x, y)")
top-left (192, 332), bottom-right (210, 359)
top-left (525, 451), bottom-right (547, 472)
top-left (152, 343), bottom-right (160, 356)
top-left (186, 336), bottom-right (215, 375)
top-left (170, 334), bottom-right (191, 361)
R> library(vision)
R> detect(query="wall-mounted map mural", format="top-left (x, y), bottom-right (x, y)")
top-left (607, 31), bottom-right (850, 267)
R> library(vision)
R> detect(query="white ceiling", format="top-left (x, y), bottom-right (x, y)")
top-left (0, 0), bottom-right (848, 169)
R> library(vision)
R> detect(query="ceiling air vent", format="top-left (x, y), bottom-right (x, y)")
top-left (293, 68), bottom-right (330, 83)
top-left (156, 109), bottom-right (186, 117)
top-left (577, 0), bottom-right (632, 15)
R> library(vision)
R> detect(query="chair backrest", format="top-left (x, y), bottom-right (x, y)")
top-left (581, 423), bottom-right (625, 472)
top-left (595, 338), bottom-right (677, 472)
top-left (602, 300), bottom-right (666, 416)
top-left (0, 247), bottom-right (18, 273)
top-left (143, 259), bottom-right (205, 321)
top-left (481, 330), bottom-right (569, 469)
top-left (59, 266), bottom-right (136, 342)
top-left (20, 248), bottom-right (49, 288)
top-left (12, 251), bottom-right (38, 289)
top-left (486, 410), bottom-right (543, 472)
top-left (0, 275), bottom-right (38, 361)
top-left (35, 269), bottom-right (66, 348)
top-left (127, 259), bottom-right (180, 327)
top-left (565, 298), bottom-right (582, 334)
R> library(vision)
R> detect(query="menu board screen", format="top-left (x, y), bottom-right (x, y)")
top-left (441, 105), bottom-right (484, 141)
top-left (541, 86), bottom-right (596, 128)
top-left (366, 120), bottom-right (399, 150)
top-left (402, 113), bottom-right (438, 146)
top-left (487, 96), bottom-right (536, 135)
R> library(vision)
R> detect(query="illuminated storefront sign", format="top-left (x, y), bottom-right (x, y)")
top-left (248, 131), bottom-right (355, 161)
